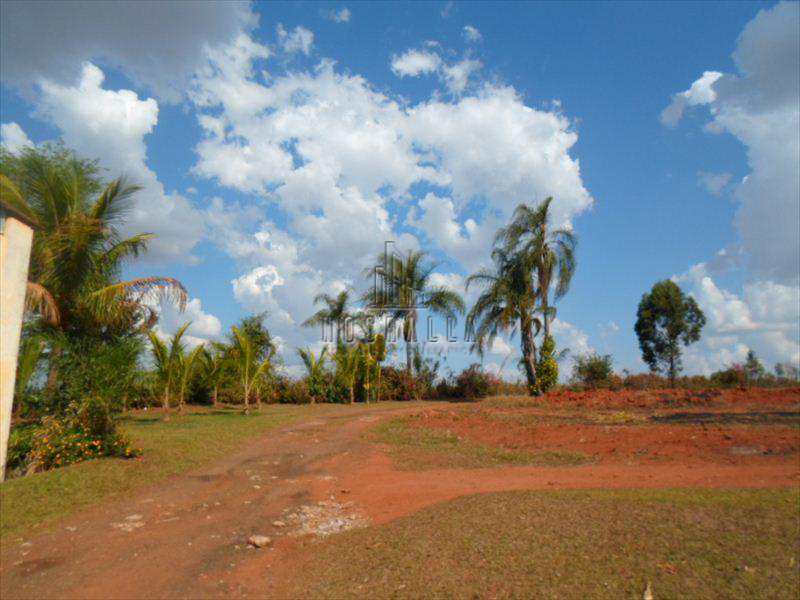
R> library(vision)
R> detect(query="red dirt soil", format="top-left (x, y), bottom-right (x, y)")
top-left (1, 389), bottom-right (798, 599)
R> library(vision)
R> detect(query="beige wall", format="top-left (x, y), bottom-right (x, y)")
top-left (0, 216), bottom-right (34, 481)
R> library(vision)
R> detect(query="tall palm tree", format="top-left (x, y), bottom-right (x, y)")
top-left (495, 198), bottom-right (576, 338)
top-left (466, 248), bottom-right (542, 395)
top-left (302, 290), bottom-right (354, 347)
top-left (297, 346), bottom-right (328, 404)
top-left (148, 322), bottom-right (191, 420)
top-left (229, 325), bottom-right (271, 414)
top-left (1, 147), bottom-right (187, 386)
top-left (364, 250), bottom-right (465, 373)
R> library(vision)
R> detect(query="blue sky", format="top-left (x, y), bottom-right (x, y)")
top-left (1, 1), bottom-right (798, 379)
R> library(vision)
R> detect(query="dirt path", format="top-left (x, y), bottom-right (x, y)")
top-left (2, 404), bottom-right (798, 599)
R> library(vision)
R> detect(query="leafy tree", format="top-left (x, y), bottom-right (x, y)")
top-left (303, 290), bottom-right (354, 346)
top-left (229, 325), bottom-right (271, 414)
top-left (297, 346), bottom-right (329, 404)
top-left (744, 349), bottom-right (765, 384)
top-left (177, 344), bottom-right (205, 414)
top-left (466, 248), bottom-right (542, 394)
top-left (1, 146), bottom-right (186, 388)
top-left (495, 198), bottom-right (577, 338)
top-left (572, 353), bottom-right (613, 388)
top-left (334, 344), bottom-right (361, 404)
top-left (634, 280), bottom-right (706, 386)
top-left (148, 323), bottom-right (191, 420)
top-left (536, 335), bottom-right (559, 393)
top-left (365, 250), bottom-right (464, 373)
top-left (200, 342), bottom-right (228, 407)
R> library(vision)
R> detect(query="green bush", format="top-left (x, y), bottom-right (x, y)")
top-left (572, 353), bottom-right (613, 388)
top-left (13, 398), bottom-right (139, 474)
top-left (451, 364), bottom-right (495, 400)
top-left (536, 336), bottom-right (559, 393)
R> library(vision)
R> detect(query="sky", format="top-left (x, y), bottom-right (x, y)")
top-left (1, 1), bottom-right (798, 380)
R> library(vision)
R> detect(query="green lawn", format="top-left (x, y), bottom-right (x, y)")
top-left (286, 488), bottom-right (800, 599)
top-left (370, 415), bottom-right (590, 470)
top-left (0, 406), bottom-right (310, 539)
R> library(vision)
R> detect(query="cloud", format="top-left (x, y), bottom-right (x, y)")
top-left (0, 0), bottom-right (255, 103)
top-left (0, 122), bottom-right (32, 153)
top-left (323, 8), bottom-right (351, 23)
top-left (35, 63), bottom-right (205, 263)
top-left (277, 24), bottom-right (314, 56)
top-left (697, 171), bottom-right (732, 196)
top-left (189, 34), bottom-right (593, 370)
top-left (662, 2), bottom-right (800, 283)
top-left (391, 49), bottom-right (441, 77)
top-left (463, 25), bottom-right (482, 43)
top-left (441, 58), bottom-right (482, 94)
top-left (675, 263), bottom-right (799, 373)
top-left (660, 70), bottom-right (722, 127)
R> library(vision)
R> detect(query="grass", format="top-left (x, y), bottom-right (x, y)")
top-left (370, 416), bottom-right (590, 470)
top-left (0, 405), bottom-right (308, 539)
top-left (285, 488), bottom-right (800, 599)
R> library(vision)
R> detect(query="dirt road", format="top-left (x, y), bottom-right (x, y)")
top-left (2, 403), bottom-right (798, 599)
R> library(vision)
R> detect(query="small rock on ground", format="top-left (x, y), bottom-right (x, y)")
top-left (247, 535), bottom-right (272, 548)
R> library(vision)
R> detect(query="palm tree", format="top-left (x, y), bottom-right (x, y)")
top-left (495, 198), bottom-right (576, 338)
top-left (466, 248), bottom-right (542, 395)
top-left (334, 344), bottom-right (361, 404)
top-left (148, 322), bottom-right (191, 420)
top-left (229, 325), bottom-right (271, 414)
top-left (364, 250), bottom-right (465, 373)
top-left (302, 290), bottom-right (354, 346)
top-left (201, 342), bottom-right (228, 407)
top-left (1, 147), bottom-right (187, 386)
top-left (297, 346), bottom-right (329, 404)
top-left (177, 344), bottom-right (205, 414)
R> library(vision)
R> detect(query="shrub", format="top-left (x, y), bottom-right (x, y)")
top-left (536, 336), bottom-right (559, 393)
top-left (710, 366), bottom-right (745, 388)
top-left (21, 398), bottom-right (139, 473)
top-left (451, 364), bottom-right (495, 400)
top-left (379, 367), bottom-right (420, 402)
top-left (572, 353), bottom-right (613, 388)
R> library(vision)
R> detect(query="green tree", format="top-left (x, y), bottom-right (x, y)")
top-left (147, 322), bottom-right (191, 421)
top-left (229, 325), bottom-right (271, 414)
top-left (744, 349), bottom-right (765, 385)
top-left (466, 249), bottom-right (542, 395)
top-left (297, 346), bottom-right (329, 404)
top-left (302, 290), bottom-right (354, 346)
top-left (364, 250), bottom-right (464, 373)
top-left (200, 342), bottom-right (228, 407)
top-left (1, 146), bottom-right (186, 387)
top-left (634, 280), bottom-right (706, 386)
top-left (536, 335), bottom-right (559, 393)
top-left (572, 353), bottom-right (613, 388)
top-left (495, 198), bottom-right (577, 338)
top-left (334, 344), bottom-right (361, 404)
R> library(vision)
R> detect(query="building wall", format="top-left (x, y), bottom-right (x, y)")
top-left (0, 216), bottom-right (34, 481)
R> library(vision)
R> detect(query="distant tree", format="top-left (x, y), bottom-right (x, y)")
top-left (744, 349), bottom-right (765, 384)
top-left (466, 248), bottom-right (541, 394)
top-left (495, 198), bottom-right (577, 338)
top-left (634, 280), bottom-right (706, 387)
top-left (572, 353), bottom-right (613, 388)
top-left (297, 346), bottom-right (329, 404)
top-left (229, 325), bottom-right (271, 414)
top-left (200, 343), bottom-right (228, 407)
top-left (334, 344), bottom-right (361, 404)
top-left (536, 335), bottom-right (559, 393)
top-left (364, 250), bottom-right (464, 373)
top-left (148, 322), bottom-right (191, 421)
top-left (303, 290), bottom-right (354, 346)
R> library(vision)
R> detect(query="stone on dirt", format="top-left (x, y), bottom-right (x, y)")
top-left (247, 535), bottom-right (272, 548)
